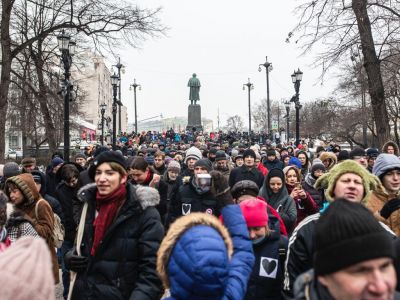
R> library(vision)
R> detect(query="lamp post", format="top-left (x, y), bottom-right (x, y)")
top-left (113, 58), bottom-right (124, 134)
top-left (290, 68), bottom-right (303, 146)
top-left (100, 103), bottom-right (107, 145)
top-left (283, 100), bottom-right (291, 143)
top-left (111, 73), bottom-right (119, 150)
top-left (57, 30), bottom-right (76, 162)
top-left (243, 78), bottom-right (254, 143)
top-left (129, 79), bottom-right (141, 134)
top-left (258, 56), bottom-right (273, 136)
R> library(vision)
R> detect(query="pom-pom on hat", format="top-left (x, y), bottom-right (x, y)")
top-left (239, 198), bottom-right (268, 228)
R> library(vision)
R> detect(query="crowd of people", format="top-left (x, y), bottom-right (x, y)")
top-left (0, 133), bottom-right (400, 300)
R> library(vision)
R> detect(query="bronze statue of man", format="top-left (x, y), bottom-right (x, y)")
top-left (188, 73), bottom-right (201, 105)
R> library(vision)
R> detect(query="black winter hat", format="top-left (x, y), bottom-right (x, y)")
top-left (349, 147), bottom-right (366, 159)
top-left (337, 150), bottom-right (349, 162)
top-left (92, 146), bottom-right (110, 158)
top-left (215, 150), bottom-right (227, 162)
top-left (314, 199), bottom-right (395, 276)
top-left (231, 180), bottom-right (259, 199)
top-left (88, 151), bottom-right (127, 180)
top-left (194, 159), bottom-right (212, 172)
top-left (267, 149), bottom-right (276, 157)
top-left (366, 148), bottom-right (380, 158)
top-left (243, 149), bottom-right (256, 160)
top-left (209, 147), bottom-right (218, 155)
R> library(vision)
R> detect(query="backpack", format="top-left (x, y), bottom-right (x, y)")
top-left (35, 199), bottom-right (65, 248)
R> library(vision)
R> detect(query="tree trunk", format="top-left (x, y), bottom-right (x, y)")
top-left (0, 0), bottom-right (15, 163)
top-left (352, 0), bottom-right (391, 149)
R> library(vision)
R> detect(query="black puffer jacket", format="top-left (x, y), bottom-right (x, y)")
top-left (71, 183), bottom-right (164, 300)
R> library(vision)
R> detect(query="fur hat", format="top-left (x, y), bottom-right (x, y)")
top-left (315, 160), bottom-right (382, 204)
top-left (0, 237), bottom-right (55, 299)
top-left (372, 153), bottom-right (400, 179)
top-left (319, 151), bottom-right (338, 170)
top-left (243, 149), bottom-right (256, 160)
top-left (184, 147), bottom-right (202, 164)
top-left (157, 213), bottom-right (233, 289)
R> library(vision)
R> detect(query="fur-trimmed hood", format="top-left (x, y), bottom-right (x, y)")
top-left (157, 213), bottom-right (233, 291)
top-left (77, 182), bottom-right (160, 210)
top-left (318, 151), bottom-right (337, 171)
top-left (382, 140), bottom-right (400, 156)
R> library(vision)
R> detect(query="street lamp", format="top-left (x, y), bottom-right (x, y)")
top-left (290, 68), bottom-right (303, 146)
top-left (57, 30), bottom-right (76, 162)
top-left (283, 100), bottom-right (291, 143)
top-left (111, 73), bottom-right (119, 150)
top-left (129, 79), bottom-right (141, 134)
top-left (100, 103), bottom-right (107, 145)
top-left (113, 58), bottom-right (125, 134)
top-left (258, 56), bottom-right (273, 136)
top-left (243, 78), bottom-right (254, 143)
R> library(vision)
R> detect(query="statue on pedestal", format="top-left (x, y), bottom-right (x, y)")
top-left (188, 73), bottom-right (201, 105)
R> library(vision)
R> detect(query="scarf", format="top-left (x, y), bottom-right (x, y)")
top-left (142, 170), bottom-right (152, 185)
top-left (91, 184), bottom-right (127, 256)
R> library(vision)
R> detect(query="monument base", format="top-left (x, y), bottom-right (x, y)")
top-left (187, 104), bottom-right (203, 132)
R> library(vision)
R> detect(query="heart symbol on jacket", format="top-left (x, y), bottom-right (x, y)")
top-left (262, 258), bottom-right (277, 275)
top-left (182, 204), bottom-right (191, 215)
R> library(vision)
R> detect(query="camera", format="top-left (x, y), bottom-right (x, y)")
top-left (196, 173), bottom-right (212, 188)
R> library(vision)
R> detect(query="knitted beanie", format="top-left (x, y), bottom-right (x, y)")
top-left (315, 160), bottom-right (382, 204)
top-left (266, 149), bottom-right (276, 157)
top-left (215, 150), bottom-right (227, 162)
top-left (0, 237), bottom-right (55, 299)
top-left (311, 160), bottom-right (326, 174)
top-left (239, 198), bottom-right (268, 228)
top-left (366, 148), bottom-right (380, 158)
top-left (337, 150), bottom-right (349, 162)
top-left (194, 159), bottom-right (212, 172)
top-left (88, 151), bottom-right (127, 180)
top-left (288, 157), bottom-right (302, 169)
top-left (372, 153), bottom-right (400, 179)
top-left (243, 149), bottom-right (256, 160)
top-left (51, 157), bottom-right (64, 168)
top-left (3, 162), bottom-right (20, 179)
top-left (184, 147), bottom-right (202, 163)
top-left (167, 160), bottom-right (181, 172)
top-left (314, 199), bottom-right (394, 276)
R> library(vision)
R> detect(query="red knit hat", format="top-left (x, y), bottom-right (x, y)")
top-left (239, 198), bottom-right (268, 228)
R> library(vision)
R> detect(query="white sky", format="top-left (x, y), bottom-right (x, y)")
top-left (114, 0), bottom-right (337, 128)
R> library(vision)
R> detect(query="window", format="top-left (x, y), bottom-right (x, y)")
top-left (9, 135), bottom-right (18, 148)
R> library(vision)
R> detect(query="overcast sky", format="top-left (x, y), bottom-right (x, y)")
top-left (115, 0), bottom-right (338, 128)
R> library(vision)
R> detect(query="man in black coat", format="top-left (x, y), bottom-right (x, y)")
top-left (229, 149), bottom-right (264, 189)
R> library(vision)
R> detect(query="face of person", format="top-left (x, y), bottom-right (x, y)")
top-left (128, 168), bottom-right (148, 184)
top-left (236, 157), bottom-right (244, 167)
top-left (75, 157), bottom-right (86, 167)
top-left (281, 150), bottom-right (288, 156)
top-left (168, 170), bottom-right (178, 181)
top-left (95, 163), bottom-right (127, 196)
top-left (9, 187), bottom-right (24, 205)
top-left (382, 169), bottom-right (400, 194)
top-left (352, 155), bottom-right (368, 168)
top-left (255, 159), bottom-right (261, 167)
top-left (269, 177), bottom-right (283, 193)
top-left (387, 146), bottom-right (395, 155)
top-left (267, 155), bottom-right (276, 162)
top-left (284, 157), bottom-right (290, 166)
top-left (53, 164), bottom-right (62, 174)
top-left (244, 156), bottom-right (255, 167)
top-left (248, 226), bottom-right (267, 241)
top-left (318, 258), bottom-right (396, 300)
top-left (154, 156), bottom-right (164, 168)
top-left (313, 169), bottom-right (325, 178)
top-left (333, 173), bottom-right (364, 202)
top-left (194, 166), bottom-right (209, 175)
top-left (286, 169), bottom-right (298, 186)
top-left (216, 160), bottom-right (227, 169)
top-left (208, 153), bottom-right (216, 162)
top-left (298, 154), bottom-right (307, 166)
top-left (24, 164), bottom-right (35, 172)
top-left (368, 157), bottom-right (376, 168)
top-left (323, 159), bottom-right (331, 168)
top-left (65, 176), bottom-right (79, 188)
top-left (186, 158), bottom-right (197, 170)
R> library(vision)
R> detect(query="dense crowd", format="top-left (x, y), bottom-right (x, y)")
top-left (0, 133), bottom-right (400, 300)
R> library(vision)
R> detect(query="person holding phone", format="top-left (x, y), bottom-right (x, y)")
top-left (284, 166), bottom-right (318, 226)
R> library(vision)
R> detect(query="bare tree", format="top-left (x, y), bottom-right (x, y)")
top-left (226, 115), bottom-right (244, 132)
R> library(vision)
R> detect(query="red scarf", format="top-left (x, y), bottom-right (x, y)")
top-left (91, 184), bottom-right (127, 256)
top-left (142, 170), bottom-right (152, 185)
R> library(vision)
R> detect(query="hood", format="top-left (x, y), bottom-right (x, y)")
top-left (77, 182), bottom-right (160, 211)
top-left (5, 173), bottom-right (40, 207)
top-left (382, 141), bottom-right (399, 156)
top-left (157, 213), bottom-right (233, 295)
top-left (319, 152), bottom-right (337, 170)
top-left (372, 153), bottom-right (400, 178)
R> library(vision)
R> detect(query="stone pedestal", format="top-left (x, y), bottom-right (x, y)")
top-left (186, 104), bottom-right (203, 132)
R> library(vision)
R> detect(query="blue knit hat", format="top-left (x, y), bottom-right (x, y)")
top-left (288, 157), bottom-right (302, 169)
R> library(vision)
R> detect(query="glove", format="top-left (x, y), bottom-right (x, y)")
top-left (380, 198), bottom-right (400, 219)
top-left (64, 248), bottom-right (89, 273)
top-left (210, 170), bottom-right (234, 207)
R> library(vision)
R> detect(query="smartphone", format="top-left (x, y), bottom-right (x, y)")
top-left (196, 173), bottom-right (212, 188)
top-left (296, 183), bottom-right (302, 190)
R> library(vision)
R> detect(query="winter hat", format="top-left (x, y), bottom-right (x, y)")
top-left (0, 236), bottom-right (55, 299)
top-left (366, 148), bottom-right (380, 158)
top-left (167, 160), bottom-right (181, 173)
top-left (319, 151), bottom-right (338, 169)
top-left (145, 155), bottom-right (155, 165)
top-left (5, 173), bottom-right (40, 205)
top-left (315, 160), bottom-right (382, 204)
top-left (266, 149), bottom-right (276, 157)
top-left (74, 153), bottom-right (86, 160)
top-left (314, 199), bottom-right (395, 276)
top-left (231, 149), bottom-right (239, 158)
top-left (51, 157), bottom-right (64, 168)
top-left (311, 160), bottom-right (326, 174)
top-left (88, 151), bottom-right (126, 180)
top-left (92, 146), bottom-right (110, 158)
top-left (194, 159), bottom-right (212, 172)
top-left (21, 157), bottom-right (36, 167)
top-left (3, 162), bottom-right (20, 179)
top-left (349, 147), bottom-right (366, 159)
top-left (243, 149), bottom-right (256, 160)
top-left (372, 153), bottom-right (400, 179)
top-left (337, 150), bottom-right (349, 162)
top-left (267, 168), bottom-right (286, 184)
top-left (215, 150), bottom-right (227, 162)
top-left (209, 147), bottom-right (218, 155)
top-left (239, 198), bottom-right (268, 228)
top-left (184, 147), bottom-right (202, 164)
top-left (288, 157), bottom-right (302, 169)
top-left (231, 180), bottom-right (260, 199)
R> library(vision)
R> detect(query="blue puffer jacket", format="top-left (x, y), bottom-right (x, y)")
top-left (160, 205), bottom-right (255, 300)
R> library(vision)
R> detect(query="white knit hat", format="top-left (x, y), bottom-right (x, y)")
top-left (184, 147), bottom-right (202, 163)
top-left (0, 237), bottom-right (55, 299)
